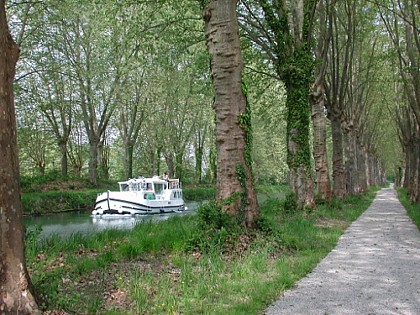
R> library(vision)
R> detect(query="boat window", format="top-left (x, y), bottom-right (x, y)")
top-left (146, 183), bottom-right (153, 191)
top-left (144, 193), bottom-right (155, 200)
top-left (154, 183), bottom-right (164, 195)
top-left (120, 183), bottom-right (129, 191)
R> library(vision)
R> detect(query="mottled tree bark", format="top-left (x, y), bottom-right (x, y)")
top-left (344, 126), bottom-right (358, 195)
top-left (0, 1), bottom-right (40, 313)
top-left (330, 112), bottom-right (346, 199)
top-left (311, 84), bottom-right (331, 201)
top-left (311, 0), bottom-right (331, 202)
top-left (204, 0), bottom-right (259, 227)
top-left (357, 140), bottom-right (367, 192)
top-left (286, 78), bottom-right (314, 206)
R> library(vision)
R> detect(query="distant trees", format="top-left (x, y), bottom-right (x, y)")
top-left (0, 0), bottom-right (40, 312)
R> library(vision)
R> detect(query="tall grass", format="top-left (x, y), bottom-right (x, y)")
top-left (27, 186), bottom-right (378, 314)
top-left (397, 188), bottom-right (420, 229)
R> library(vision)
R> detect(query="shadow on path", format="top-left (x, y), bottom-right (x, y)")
top-left (265, 187), bottom-right (420, 315)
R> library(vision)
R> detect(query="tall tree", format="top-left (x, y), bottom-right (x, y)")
top-left (325, 0), bottom-right (351, 199)
top-left (239, 0), bottom-right (317, 206)
top-left (311, 0), bottom-right (332, 201)
top-left (0, 0), bottom-right (39, 312)
top-left (203, 0), bottom-right (259, 227)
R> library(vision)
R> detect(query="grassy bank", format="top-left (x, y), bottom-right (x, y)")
top-left (27, 186), bottom-right (378, 314)
top-left (397, 188), bottom-right (420, 229)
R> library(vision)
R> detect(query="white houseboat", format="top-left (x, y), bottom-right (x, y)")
top-left (92, 176), bottom-right (185, 215)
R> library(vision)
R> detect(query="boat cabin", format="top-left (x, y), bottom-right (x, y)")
top-left (119, 177), bottom-right (180, 191)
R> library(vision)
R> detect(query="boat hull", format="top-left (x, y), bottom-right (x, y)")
top-left (92, 191), bottom-right (185, 215)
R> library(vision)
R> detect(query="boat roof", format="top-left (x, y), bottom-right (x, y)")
top-left (118, 176), bottom-right (178, 185)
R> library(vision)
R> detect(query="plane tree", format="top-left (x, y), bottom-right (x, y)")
top-left (202, 0), bottom-right (260, 227)
top-left (238, 0), bottom-right (319, 206)
top-left (0, 0), bottom-right (40, 312)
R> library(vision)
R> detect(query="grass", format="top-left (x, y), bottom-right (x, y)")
top-left (27, 186), bottom-right (378, 314)
top-left (397, 187), bottom-right (420, 229)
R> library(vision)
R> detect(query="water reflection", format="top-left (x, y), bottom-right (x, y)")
top-left (24, 201), bottom-right (201, 240)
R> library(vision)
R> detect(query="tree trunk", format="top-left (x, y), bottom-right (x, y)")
top-left (330, 113), bottom-right (346, 199)
top-left (311, 83), bottom-right (331, 202)
top-left (88, 137), bottom-right (99, 185)
top-left (175, 152), bottom-right (183, 180)
top-left (357, 139), bottom-right (367, 192)
top-left (286, 79), bottom-right (314, 206)
top-left (310, 0), bottom-right (331, 203)
top-left (195, 144), bottom-right (203, 183)
top-left (204, 0), bottom-right (259, 227)
top-left (344, 126), bottom-right (358, 195)
top-left (165, 154), bottom-right (175, 178)
top-left (411, 130), bottom-right (420, 202)
top-left (123, 142), bottom-right (134, 180)
top-left (0, 1), bottom-right (40, 312)
top-left (59, 141), bottom-right (68, 177)
top-left (195, 129), bottom-right (205, 183)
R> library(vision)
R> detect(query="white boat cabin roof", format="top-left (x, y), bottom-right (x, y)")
top-left (118, 176), bottom-right (180, 192)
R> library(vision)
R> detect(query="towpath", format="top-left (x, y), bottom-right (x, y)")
top-left (265, 186), bottom-right (420, 315)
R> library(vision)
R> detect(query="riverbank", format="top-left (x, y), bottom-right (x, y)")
top-left (27, 186), bottom-right (378, 314)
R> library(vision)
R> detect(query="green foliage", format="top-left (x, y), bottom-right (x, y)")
top-left (238, 79), bottom-right (254, 170)
top-left (283, 192), bottom-right (298, 213)
top-left (187, 201), bottom-right (242, 254)
top-left (25, 224), bottom-right (43, 258)
top-left (397, 188), bottom-right (420, 229)
top-left (182, 186), bottom-right (216, 201)
top-left (21, 190), bottom-right (100, 215)
top-left (235, 163), bottom-right (248, 222)
top-left (20, 170), bottom-right (66, 189)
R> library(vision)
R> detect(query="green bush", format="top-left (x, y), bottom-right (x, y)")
top-left (397, 188), bottom-right (420, 229)
top-left (22, 190), bottom-right (100, 215)
top-left (187, 201), bottom-right (242, 254)
top-left (182, 187), bottom-right (216, 201)
top-left (283, 192), bottom-right (298, 213)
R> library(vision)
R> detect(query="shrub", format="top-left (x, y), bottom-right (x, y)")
top-left (187, 201), bottom-right (241, 254)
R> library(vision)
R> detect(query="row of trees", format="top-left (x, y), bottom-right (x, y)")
top-left (239, 0), bottom-right (419, 204)
top-left (379, 0), bottom-right (419, 202)
top-left (9, 0), bottom-right (413, 195)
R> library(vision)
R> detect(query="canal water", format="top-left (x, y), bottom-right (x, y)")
top-left (24, 201), bottom-right (202, 240)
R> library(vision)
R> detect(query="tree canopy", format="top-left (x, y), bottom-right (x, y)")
top-left (6, 0), bottom-right (419, 201)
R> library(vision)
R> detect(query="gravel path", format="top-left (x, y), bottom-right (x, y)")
top-left (265, 186), bottom-right (420, 315)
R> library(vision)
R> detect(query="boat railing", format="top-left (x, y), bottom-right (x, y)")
top-left (168, 179), bottom-right (180, 189)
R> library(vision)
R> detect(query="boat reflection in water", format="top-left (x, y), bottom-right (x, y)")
top-left (91, 211), bottom-right (191, 231)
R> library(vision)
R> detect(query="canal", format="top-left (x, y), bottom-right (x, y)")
top-left (24, 201), bottom-right (202, 239)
